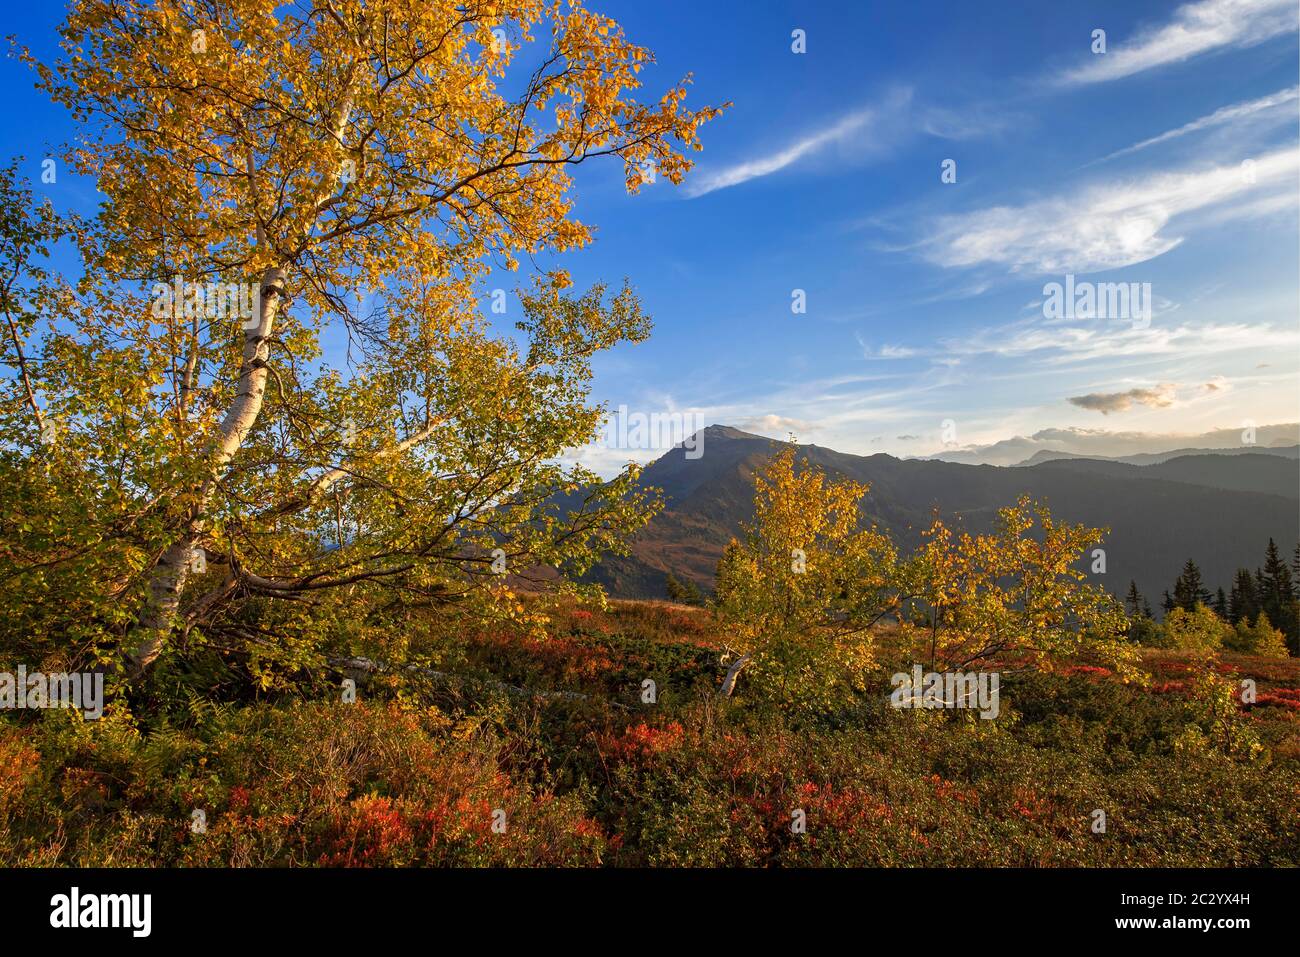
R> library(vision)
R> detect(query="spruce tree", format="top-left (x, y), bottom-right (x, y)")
top-left (1260, 539), bottom-right (1297, 645)
top-left (1213, 587), bottom-right (1228, 619)
top-left (1228, 568), bottom-right (1259, 624)
top-left (1124, 580), bottom-right (1145, 617)
top-left (681, 577), bottom-right (704, 606)
top-left (1173, 559), bottom-right (1211, 612)
top-left (1261, 540), bottom-right (1292, 609)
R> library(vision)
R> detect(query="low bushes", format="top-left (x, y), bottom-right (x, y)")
top-left (0, 701), bottom-right (604, 867)
top-left (3, 602), bottom-right (1297, 867)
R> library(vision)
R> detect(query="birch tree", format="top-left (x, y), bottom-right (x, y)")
top-left (713, 446), bottom-right (896, 708)
top-left (7, 0), bottom-right (721, 676)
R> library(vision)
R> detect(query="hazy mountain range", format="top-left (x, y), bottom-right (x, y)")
top-left (586, 425), bottom-right (1300, 607)
top-left (1017, 445), bottom-right (1300, 466)
top-left (925, 423), bottom-right (1300, 467)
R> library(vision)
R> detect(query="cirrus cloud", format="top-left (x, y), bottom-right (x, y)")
top-left (1059, 0), bottom-right (1298, 86)
top-left (920, 146), bottom-right (1298, 275)
top-left (1086, 86), bottom-right (1299, 166)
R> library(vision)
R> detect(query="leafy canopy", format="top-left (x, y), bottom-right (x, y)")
top-left (713, 446), bottom-right (896, 708)
top-left (897, 496), bottom-right (1137, 679)
top-left (1, 0), bottom-right (723, 680)
top-left (712, 444), bottom-right (1141, 705)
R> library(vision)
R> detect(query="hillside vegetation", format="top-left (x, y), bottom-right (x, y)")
top-left (3, 447), bottom-right (1297, 867)
top-left (3, 600), bottom-right (1297, 867)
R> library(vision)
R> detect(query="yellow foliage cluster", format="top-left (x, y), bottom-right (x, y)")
top-left (715, 445), bottom-right (1140, 705)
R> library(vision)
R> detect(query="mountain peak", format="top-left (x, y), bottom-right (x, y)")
top-left (671, 424), bottom-right (771, 450)
top-left (696, 424), bottom-right (766, 441)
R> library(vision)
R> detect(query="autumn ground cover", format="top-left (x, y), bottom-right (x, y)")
top-left (2, 598), bottom-right (1296, 867)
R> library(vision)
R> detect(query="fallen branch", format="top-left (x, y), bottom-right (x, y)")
top-left (719, 652), bottom-right (751, 698)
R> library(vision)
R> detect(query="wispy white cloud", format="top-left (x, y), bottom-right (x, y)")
top-left (733, 414), bottom-right (815, 438)
top-left (856, 333), bottom-right (918, 359)
top-left (1059, 0), bottom-right (1298, 85)
top-left (917, 103), bottom-right (1018, 140)
top-left (685, 108), bottom-right (877, 197)
top-left (920, 146), bottom-right (1299, 275)
top-left (682, 87), bottom-right (955, 198)
top-left (1087, 86), bottom-right (1300, 166)
top-left (941, 318), bottom-right (1300, 366)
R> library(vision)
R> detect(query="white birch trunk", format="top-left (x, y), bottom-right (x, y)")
top-left (127, 80), bottom-right (356, 674)
top-left (128, 266), bottom-right (287, 671)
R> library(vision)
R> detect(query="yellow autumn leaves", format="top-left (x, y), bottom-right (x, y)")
top-left (715, 446), bottom-right (1138, 707)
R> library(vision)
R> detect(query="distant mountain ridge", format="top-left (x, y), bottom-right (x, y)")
top-left (1027, 452), bottom-right (1300, 499)
top-left (587, 426), bottom-right (1300, 606)
top-left (1016, 445), bottom-right (1300, 467)
top-left (925, 423), bottom-right (1300, 467)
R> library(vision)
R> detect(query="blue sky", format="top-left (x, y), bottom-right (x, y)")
top-left (562, 0), bottom-right (1300, 471)
top-left (4, 0), bottom-right (1298, 473)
